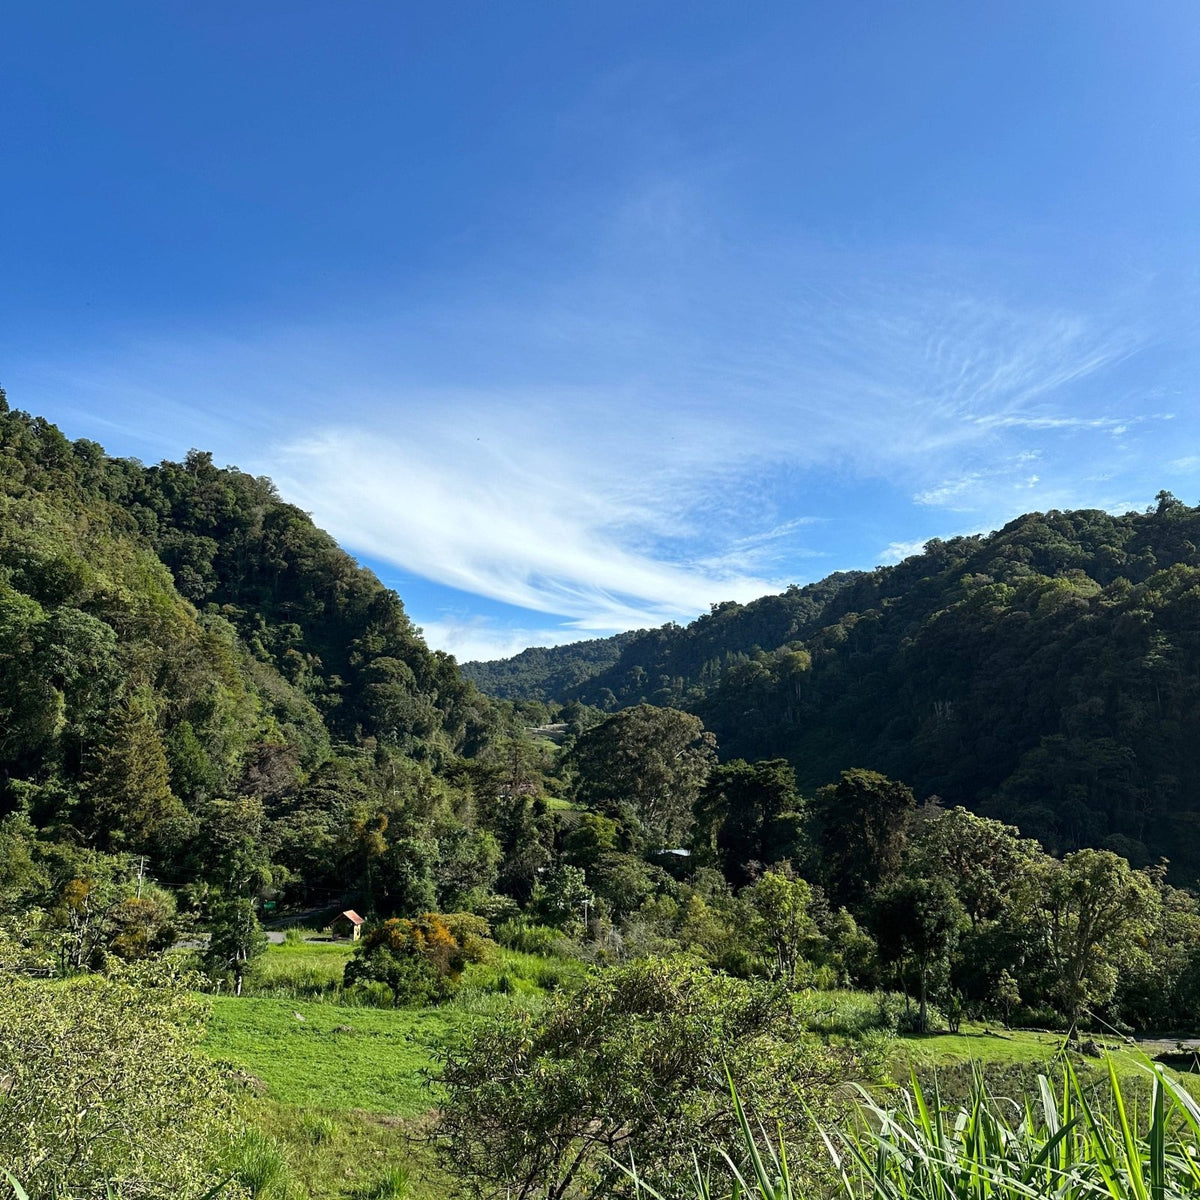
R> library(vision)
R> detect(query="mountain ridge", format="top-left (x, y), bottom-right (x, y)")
top-left (467, 494), bottom-right (1200, 878)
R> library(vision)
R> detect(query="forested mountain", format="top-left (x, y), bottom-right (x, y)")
top-left (462, 573), bottom-right (860, 703)
top-left (0, 394), bottom-right (503, 899)
top-left (462, 630), bottom-right (641, 701)
top-left (470, 496), bottom-right (1200, 878)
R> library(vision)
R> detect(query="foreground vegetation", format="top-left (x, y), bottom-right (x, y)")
top-left (633, 1063), bottom-right (1200, 1200)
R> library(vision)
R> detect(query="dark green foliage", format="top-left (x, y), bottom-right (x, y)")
top-left (462, 631), bottom-right (640, 701)
top-left (872, 875), bottom-right (964, 1033)
top-left (344, 913), bottom-right (494, 1006)
top-left (465, 584), bottom-right (852, 709)
top-left (473, 500), bottom-right (1200, 880)
top-left (204, 897), bottom-right (268, 995)
top-left (695, 758), bottom-right (805, 887)
top-left (0, 396), bottom-right (508, 913)
top-left (813, 769), bottom-right (915, 910)
top-left (567, 705), bottom-right (717, 848)
top-left (1017, 847), bottom-right (1160, 1023)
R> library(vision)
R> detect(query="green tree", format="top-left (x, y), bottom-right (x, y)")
top-left (873, 875), bottom-right (965, 1033)
top-left (748, 869), bottom-right (818, 987)
top-left (0, 810), bottom-right (45, 905)
top-left (813, 769), bottom-right (915, 911)
top-left (108, 882), bottom-right (178, 960)
top-left (534, 863), bottom-right (595, 931)
top-left (85, 688), bottom-right (192, 854)
top-left (907, 805), bottom-right (1041, 927)
top-left (204, 896), bottom-right (268, 996)
top-left (1114, 876), bottom-right (1200, 1028)
top-left (696, 758), bottom-right (805, 887)
top-left (344, 912), bottom-right (493, 1006)
top-left (47, 852), bottom-right (134, 973)
top-left (568, 705), bottom-right (717, 847)
top-left (1021, 849), bottom-right (1160, 1024)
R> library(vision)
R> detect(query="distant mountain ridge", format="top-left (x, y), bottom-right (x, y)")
top-left (462, 572), bottom-right (861, 705)
top-left (467, 495), bottom-right (1200, 880)
top-left (462, 630), bottom-right (641, 702)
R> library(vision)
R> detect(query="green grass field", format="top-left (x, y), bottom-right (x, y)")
top-left (202, 943), bottom-right (1200, 1198)
top-left (897, 1026), bottom-right (1072, 1068)
top-left (205, 995), bottom-right (455, 1114)
top-left (201, 937), bottom-right (575, 1198)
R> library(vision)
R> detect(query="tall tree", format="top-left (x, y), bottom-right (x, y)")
top-left (696, 758), bottom-right (805, 887)
top-left (907, 805), bottom-right (1041, 928)
top-left (748, 869), bottom-right (818, 988)
top-left (568, 705), bottom-right (717, 847)
top-left (812, 769), bottom-right (915, 911)
top-left (85, 689), bottom-right (191, 854)
top-left (873, 875), bottom-right (965, 1033)
top-left (1020, 848), bottom-right (1160, 1024)
top-left (204, 897), bottom-right (267, 996)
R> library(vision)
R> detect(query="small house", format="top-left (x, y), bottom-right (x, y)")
top-left (330, 909), bottom-right (365, 941)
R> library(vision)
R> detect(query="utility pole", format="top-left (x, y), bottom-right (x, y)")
top-left (135, 855), bottom-right (147, 899)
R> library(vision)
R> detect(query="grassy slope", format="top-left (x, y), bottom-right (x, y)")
top-left (203, 951), bottom-right (1200, 1197)
top-left (201, 939), bottom-right (575, 1199)
top-left (202, 941), bottom-right (453, 1198)
top-left (897, 1026), bottom-right (1073, 1069)
top-left (205, 996), bottom-right (454, 1114)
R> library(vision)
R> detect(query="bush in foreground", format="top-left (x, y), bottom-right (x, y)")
top-left (436, 957), bottom-right (863, 1199)
top-left (0, 959), bottom-right (244, 1198)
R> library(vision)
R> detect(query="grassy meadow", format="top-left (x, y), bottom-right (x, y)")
top-left (200, 936), bottom-right (585, 1199)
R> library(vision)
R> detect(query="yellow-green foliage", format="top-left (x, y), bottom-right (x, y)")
top-left (632, 1060), bottom-right (1200, 1199)
top-left (0, 961), bottom-right (244, 1198)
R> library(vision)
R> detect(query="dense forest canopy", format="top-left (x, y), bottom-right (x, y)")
top-left (467, 494), bottom-right (1200, 878)
top-left (5, 390), bottom-right (1200, 1034)
top-left (0, 392), bottom-right (507, 907)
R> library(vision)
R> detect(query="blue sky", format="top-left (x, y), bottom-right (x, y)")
top-left (3, 3), bottom-right (1199, 660)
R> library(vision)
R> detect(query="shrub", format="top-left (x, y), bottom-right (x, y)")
top-left (0, 960), bottom-right (242, 1197)
top-left (360, 1166), bottom-right (410, 1199)
top-left (341, 979), bottom-right (396, 1008)
top-left (493, 917), bottom-right (572, 957)
top-left (437, 958), bottom-right (863, 1199)
top-left (344, 912), bottom-right (495, 1006)
top-left (793, 988), bottom-right (932, 1037)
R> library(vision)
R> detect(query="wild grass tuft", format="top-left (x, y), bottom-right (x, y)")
top-left (359, 1165), bottom-right (410, 1199)
top-left (226, 1127), bottom-right (292, 1199)
top-left (294, 1111), bottom-right (338, 1146)
top-left (627, 1057), bottom-right (1200, 1199)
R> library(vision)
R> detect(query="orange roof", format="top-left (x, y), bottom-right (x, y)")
top-left (339, 909), bottom-right (364, 925)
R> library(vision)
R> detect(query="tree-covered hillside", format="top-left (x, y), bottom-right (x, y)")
top-left (0, 394), bottom-right (502, 899)
top-left (462, 573), bottom-right (859, 703)
top-left (470, 495), bottom-right (1200, 878)
top-left (462, 630), bottom-right (641, 701)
